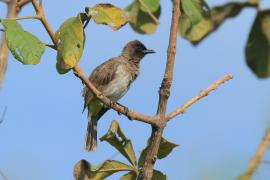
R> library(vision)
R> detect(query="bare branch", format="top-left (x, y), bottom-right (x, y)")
top-left (5, 15), bottom-right (41, 20)
top-left (73, 66), bottom-right (159, 126)
top-left (138, 0), bottom-right (160, 24)
top-left (238, 127), bottom-right (270, 180)
top-left (139, 0), bottom-right (180, 179)
top-left (166, 74), bottom-right (233, 121)
top-left (30, 0), bottom-right (56, 44)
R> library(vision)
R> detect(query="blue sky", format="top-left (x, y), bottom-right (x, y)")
top-left (1, 0), bottom-right (270, 180)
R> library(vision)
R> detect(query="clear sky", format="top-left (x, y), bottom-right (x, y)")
top-left (1, 0), bottom-right (270, 180)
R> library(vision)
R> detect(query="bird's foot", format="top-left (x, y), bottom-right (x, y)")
top-left (115, 102), bottom-right (132, 120)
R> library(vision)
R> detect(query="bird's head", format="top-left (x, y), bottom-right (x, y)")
top-left (121, 40), bottom-right (155, 61)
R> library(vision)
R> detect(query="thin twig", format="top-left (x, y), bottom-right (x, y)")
top-left (4, 15), bottom-right (41, 20)
top-left (238, 127), bottom-right (270, 180)
top-left (138, 0), bottom-right (160, 24)
top-left (165, 74), bottom-right (233, 121)
top-left (30, 0), bottom-right (56, 44)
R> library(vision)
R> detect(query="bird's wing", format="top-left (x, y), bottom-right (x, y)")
top-left (82, 57), bottom-right (122, 111)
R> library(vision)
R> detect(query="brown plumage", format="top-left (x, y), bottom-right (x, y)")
top-left (82, 40), bottom-right (155, 151)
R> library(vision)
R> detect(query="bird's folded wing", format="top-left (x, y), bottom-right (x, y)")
top-left (82, 57), bottom-right (122, 109)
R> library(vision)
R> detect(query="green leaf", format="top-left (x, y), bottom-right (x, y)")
top-left (138, 137), bottom-right (179, 167)
top-left (86, 3), bottom-right (129, 30)
top-left (1, 19), bottom-right (45, 65)
top-left (153, 170), bottom-right (167, 180)
top-left (100, 120), bottom-right (137, 167)
top-left (55, 14), bottom-right (85, 74)
top-left (157, 137), bottom-right (179, 159)
top-left (193, 2), bottom-right (248, 45)
top-left (120, 172), bottom-right (137, 180)
top-left (179, 0), bottom-right (213, 42)
top-left (245, 10), bottom-right (270, 78)
top-left (126, 1), bottom-right (161, 34)
top-left (139, 0), bottom-right (160, 13)
top-left (73, 159), bottom-right (135, 180)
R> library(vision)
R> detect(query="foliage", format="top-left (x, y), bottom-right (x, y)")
top-left (74, 120), bottom-right (177, 179)
top-left (0, 19), bottom-right (45, 65)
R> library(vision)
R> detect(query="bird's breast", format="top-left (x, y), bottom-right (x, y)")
top-left (102, 65), bottom-right (136, 101)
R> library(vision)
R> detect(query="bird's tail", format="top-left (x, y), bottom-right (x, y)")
top-left (85, 115), bottom-right (98, 151)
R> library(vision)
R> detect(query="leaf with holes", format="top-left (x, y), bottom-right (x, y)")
top-left (74, 159), bottom-right (135, 180)
top-left (179, 0), bottom-right (213, 42)
top-left (1, 19), bottom-right (45, 65)
top-left (55, 14), bottom-right (85, 74)
top-left (126, 1), bottom-right (161, 34)
top-left (138, 137), bottom-right (179, 167)
top-left (246, 10), bottom-right (270, 78)
top-left (100, 120), bottom-right (137, 167)
top-left (86, 3), bottom-right (129, 30)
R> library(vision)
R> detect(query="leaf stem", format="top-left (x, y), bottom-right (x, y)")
top-left (138, 0), bottom-right (160, 24)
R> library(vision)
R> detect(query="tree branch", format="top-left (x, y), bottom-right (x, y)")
top-left (139, 0), bottom-right (180, 179)
top-left (238, 127), bottom-right (270, 180)
top-left (31, 0), bottom-right (56, 45)
top-left (165, 74), bottom-right (233, 121)
top-left (4, 15), bottom-right (41, 20)
top-left (138, 0), bottom-right (160, 25)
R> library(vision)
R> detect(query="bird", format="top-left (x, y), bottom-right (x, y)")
top-left (82, 40), bottom-right (155, 151)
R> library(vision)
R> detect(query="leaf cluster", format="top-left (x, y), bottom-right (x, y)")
top-left (73, 120), bottom-right (178, 180)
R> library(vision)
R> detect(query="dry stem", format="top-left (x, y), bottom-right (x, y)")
top-left (238, 127), bottom-right (270, 180)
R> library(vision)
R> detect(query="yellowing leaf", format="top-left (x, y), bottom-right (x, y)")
top-left (246, 10), bottom-right (270, 78)
top-left (73, 159), bottom-right (135, 180)
top-left (100, 120), bottom-right (137, 167)
top-left (126, 1), bottom-right (161, 34)
top-left (55, 14), bottom-right (84, 74)
top-left (86, 4), bottom-right (128, 30)
top-left (1, 19), bottom-right (45, 65)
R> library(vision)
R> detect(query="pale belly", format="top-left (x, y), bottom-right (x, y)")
top-left (102, 65), bottom-right (133, 102)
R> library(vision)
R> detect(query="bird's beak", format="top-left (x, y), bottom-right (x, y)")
top-left (143, 49), bottom-right (155, 54)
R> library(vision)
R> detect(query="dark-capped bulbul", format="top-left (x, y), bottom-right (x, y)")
top-left (82, 40), bottom-right (155, 151)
